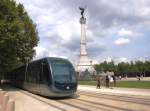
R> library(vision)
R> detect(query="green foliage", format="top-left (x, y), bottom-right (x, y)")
top-left (0, 0), bottom-right (39, 74)
top-left (94, 60), bottom-right (150, 76)
top-left (117, 62), bottom-right (130, 75)
top-left (94, 61), bottom-right (117, 73)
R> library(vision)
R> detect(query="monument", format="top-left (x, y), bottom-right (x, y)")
top-left (77, 7), bottom-right (94, 73)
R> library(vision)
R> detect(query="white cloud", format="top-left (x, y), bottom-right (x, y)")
top-left (56, 21), bottom-right (80, 41)
top-left (118, 28), bottom-right (143, 38)
top-left (114, 38), bottom-right (130, 45)
top-left (139, 57), bottom-right (146, 62)
top-left (92, 60), bottom-right (99, 64)
top-left (36, 15), bottom-right (56, 26)
top-left (118, 28), bottom-right (133, 37)
top-left (43, 31), bottom-right (56, 38)
top-left (15, 0), bottom-right (150, 63)
top-left (105, 57), bottom-right (112, 62)
top-left (98, 57), bottom-right (129, 64)
top-left (114, 57), bottom-right (128, 63)
top-left (33, 46), bottom-right (56, 60)
top-left (118, 57), bottom-right (128, 62)
top-left (34, 46), bottom-right (45, 55)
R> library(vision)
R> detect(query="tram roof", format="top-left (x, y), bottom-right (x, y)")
top-left (11, 57), bottom-right (69, 71)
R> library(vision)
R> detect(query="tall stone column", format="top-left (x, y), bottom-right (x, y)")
top-left (79, 17), bottom-right (90, 66)
top-left (77, 7), bottom-right (92, 72)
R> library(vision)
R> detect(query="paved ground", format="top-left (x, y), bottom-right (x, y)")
top-left (1, 85), bottom-right (150, 111)
top-left (79, 85), bottom-right (150, 97)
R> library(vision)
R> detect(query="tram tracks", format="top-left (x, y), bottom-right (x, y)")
top-left (78, 90), bottom-right (150, 106)
top-left (20, 90), bottom-right (78, 111)
top-left (20, 90), bottom-right (130, 111)
top-left (2, 85), bottom-right (150, 111)
top-left (20, 91), bottom-right (110, 111)
top-left (20, 90), bottom-right (150, 111)
top-left (59, 98), bottom-right (113, 111)
top-left (78, 90), bottom-right (150, 100)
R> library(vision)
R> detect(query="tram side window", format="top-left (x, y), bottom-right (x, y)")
top-left (26, 61), bottom-right (41, 83)
top-left (31, 61), bottom-right (40, 83)
top-left (41, 60), bottom-right (51, 84)
top-left (28, 63), bottom-right (37, 83)
top-left (31, 63), bottom-right (36, 83)
top-left (26, 64), bottom-right (32, 82)
top-left (15, 67), bottom-right (23, 82)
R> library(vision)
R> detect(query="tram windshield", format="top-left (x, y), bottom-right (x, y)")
top-left (49, 59), bottom-right (76, 83)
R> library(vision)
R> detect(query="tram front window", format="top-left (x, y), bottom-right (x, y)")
top-left (50, 60), bottom-right (76, 84)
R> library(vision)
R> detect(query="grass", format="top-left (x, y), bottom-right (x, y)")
top-left (78, 80), bottom-right (150, 89)
top-left (78, 80), bottom-right (96, 86)
top-left (116, 81), bottom-right (150, 89)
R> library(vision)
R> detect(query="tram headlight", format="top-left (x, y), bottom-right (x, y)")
top-left (66, 86), bottom-right (70, 90)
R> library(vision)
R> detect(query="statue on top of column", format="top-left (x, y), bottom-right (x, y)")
top-left (79, 7), bottom-right (85, 18)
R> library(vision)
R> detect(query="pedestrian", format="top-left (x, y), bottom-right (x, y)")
top-left (109, 75), bottom-right (114, 89)
top-left (96, 76), bottom-right (101, 89)
top-left (119, 75), bottom-right (122, 80)
top-left (106, 75), bottom-right (109, 88)
top-left (136, 74), bottom-right (141, 81)
top-left (112, 75), bottom-right (116, 87)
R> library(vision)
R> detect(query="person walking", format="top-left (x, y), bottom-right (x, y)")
top-left (109, 75), bottom-right (114, 89)
top-left (112, 75), bottom-right (116, 87)
top-left (106, 75), bottom-right (109, 88)
top-left (96, 77), bottom-right (101, 89)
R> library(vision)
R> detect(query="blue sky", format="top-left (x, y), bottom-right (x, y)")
top-left (16, 0), bottom-right (150, 64)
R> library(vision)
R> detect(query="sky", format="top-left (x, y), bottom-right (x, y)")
top-left (16, 0), bottom-right (150, 64)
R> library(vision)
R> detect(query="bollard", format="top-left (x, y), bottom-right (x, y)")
top-left (2, 95), bottom-right (9, 111)
top-left (0, 91), bottom-right (6, 104)
top-left (5, 100), bottom-right (15, 111)
top-left (0, 89), bottom-right (2, 96)
top-left (0, 91), bottom-right (2, 104)
top-left (0, 90), bottom-right (2, 104)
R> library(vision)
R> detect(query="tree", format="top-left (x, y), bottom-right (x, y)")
top-left (0, 0), bottom-right (39, 78)
top-left (107, 61), bottom-right (116, 72)
top-left (94, 60), bottom-right (150, 77)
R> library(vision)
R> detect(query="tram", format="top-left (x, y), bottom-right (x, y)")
top-left (6, 57), bottom-right (78, 97)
